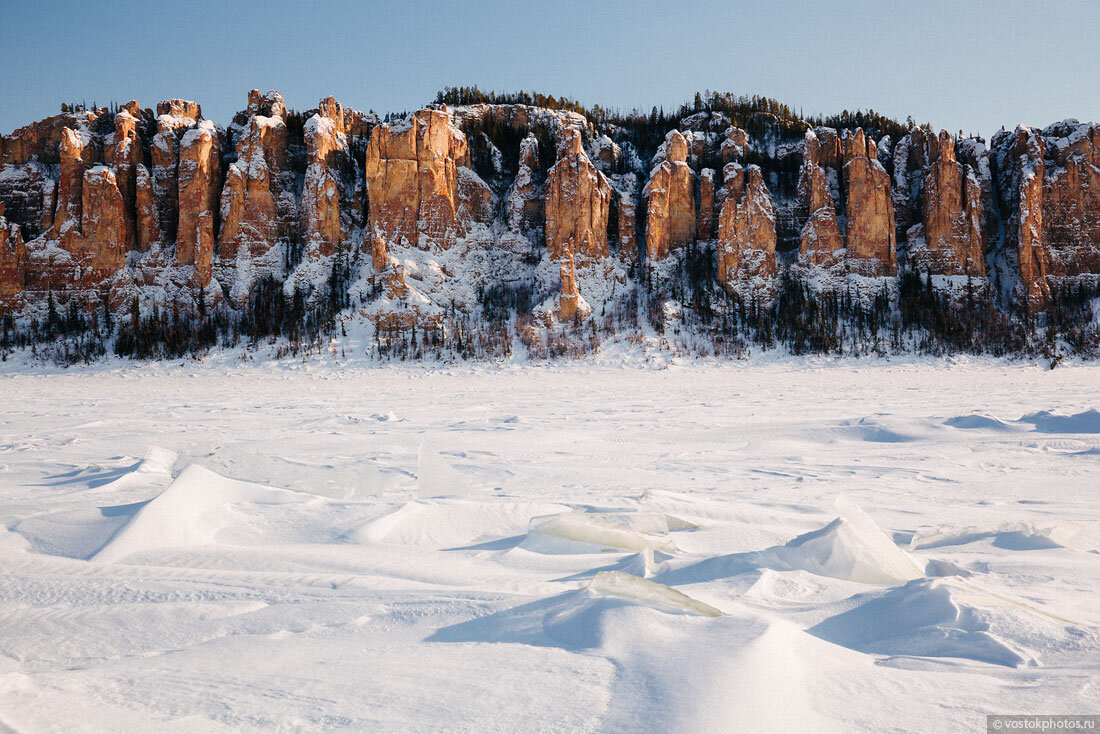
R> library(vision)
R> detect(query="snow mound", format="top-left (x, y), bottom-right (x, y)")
top-left (943, 414), bottom-right (1014, 431)
top-left (431, 578), bottom-right (719, 650)
top-left (836, 417), bottom-right (921, 443)
top-left (589, 571), bottom-right (722, 617)
top-left (15, 501), bottom-right (148, 560)
top-left (1020, 409), bottom-right (1100, 434)
top-left (428, 589), bottom-right (650, 649)
top-left (807, 578), bottom-right (1056, 667)
top-left (524, 512), bottom-right (679, 553)
top-left (764, 497), bottom-right (925, 585)
top-left (910, 522), bottom-right (1083, 551)
top-left (94, 464), bottom-right (301, 563)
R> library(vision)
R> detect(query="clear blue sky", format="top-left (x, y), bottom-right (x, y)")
top-left (1, 0), bottom-right (1097, 139)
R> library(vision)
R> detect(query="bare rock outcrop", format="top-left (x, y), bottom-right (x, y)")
top-left (157, 99), bottom-right (202, 120)
top-left (721, 127), bottom-right (749, 164)
top-left (105, 107), bottom-right (143, 253)
top-left (369, 234), bottom-right (388, 271)
top-left (995, 126), bottom-right (1051, 304)
top-left (841, 128), bottom-right (896, 275)
top-left (0, 204), bottom-right (26, 302)
top-left (29, 157), bottom-right (128, 291)
top-left (644, 130), bottom-right (696, 261)
top-left (151, 103), bottom-right (203, 246)
top-left (697, 168), bottom-right (717, 241)
top-left (177, 120), bottom-right (221, 277)
top-left (78, 165), bottom-right (127, 279)
top-left (993, 121), bottom-right (1100, 304)
top-left (798, 127), bottom-right (896, 275)
top-left (0, 112), bottom-right (95, 241)
top-left (905, 130), bottom-right (985, 276)
top-left (301, 96), bottom-right (355, 257)
top-left (556, 252), bottom-right (586, 321)
top-left (53, 127), bottom-right (86, 247)
top-left (1, 111), bottom-right (93, 167)
top-left (1038, 122), bottom-right (1100, 276)
top-left (505, 133), bottom-right (544, 236)
top-left (798, 130), bottom-right (844, 268)
top-left (244, 90), bottom-right (284, 121)
top-left (717, 164), bottom-right (777, 292)
top-left (363, 107), bottom-right (477, 250)
top-left (134, 164), bottom-right (160, 252)
top-left (544, 128), bottom-right (611, 261)
top-left (217, 102), bottom-right (288, 260)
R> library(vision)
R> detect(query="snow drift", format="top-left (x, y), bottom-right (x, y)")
top-left (763, 497), bottom-right (925, 585)
top-left (807, 577), bottom-right (1073, 667)
top-left (93, 464), bottom-right (305, 562)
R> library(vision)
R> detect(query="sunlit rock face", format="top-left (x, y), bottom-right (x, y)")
top-left (644, 130), bottom-right (696, 261)
top-left (78, 165), bottom-right (128, 279)
top-left (992, 121), bottom-right (1100, 305)
top-left (105, 105), bottom-right (143, 254)
top-left (0, 203), bottom-right (26, 304)
top-left (916, 131), bottom-right (986, 276)
top-left (545, 128), bottom-right (611, 262)
top-left (301, 96), bottom-right (352, 258)
top-left (0, 111), bottom-right (95, 244)
top-left (892, 129), bottom-right (986, 277)
top-left (217, 94), bottom-right (289, 261)
top-left (841, 128), bottom-right (896, 276)
top-left (53, 126), bottom-right (86, 246)
top-left (797, 127), bottom-right (896, 275)
top-left (364, 107), bottom-right (479, 250)
top-left (177, 121), bottom-right (221, 278)
top-left (150, 100), bottom-right (206, 248)
top-left (798, 130), bottom-right (844, 269)
top-left (556, 251), bottom-right (584, 321)
top-left (3, 89), bottom-right (1100, 332)
top-left (134, 164), bottom-right (159, 253)
top-left (1040, 122), bottom-right (1100, 276)
top-left (717, 164), bottom-right (777, 294)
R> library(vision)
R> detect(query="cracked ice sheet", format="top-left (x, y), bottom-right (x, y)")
top-left (0, 359), bottom-right (1098, 732)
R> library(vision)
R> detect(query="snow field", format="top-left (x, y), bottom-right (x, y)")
top-left (0, 360), bottom-right (1098, 731)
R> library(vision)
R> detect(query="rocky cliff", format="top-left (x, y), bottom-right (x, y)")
top-left (992, 121), bottom-right (1100, 303)
top-left (717, 164), bottom-right (777, 293)
top-left (2, 88), bottom-right (1099, 356)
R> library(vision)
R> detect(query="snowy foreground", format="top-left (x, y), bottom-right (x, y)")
top-left (1, 359), bottom-right (1098, 732)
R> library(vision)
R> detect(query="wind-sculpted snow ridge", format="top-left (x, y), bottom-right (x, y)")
top-left (766, 496), bottom-right (927, 585)
top-left (2, 366), bottom-right (1100, 730)
top-left (910, 521), bottom-right (1083, 551)
top-left (93, 464), bottom-right (314, 562)
top-left (3, 92), bottom-right (1100, 363)
top-left (807, 577), bottom-right (1058, 667)
top-left (654, 495), bottom-right (927, 587)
